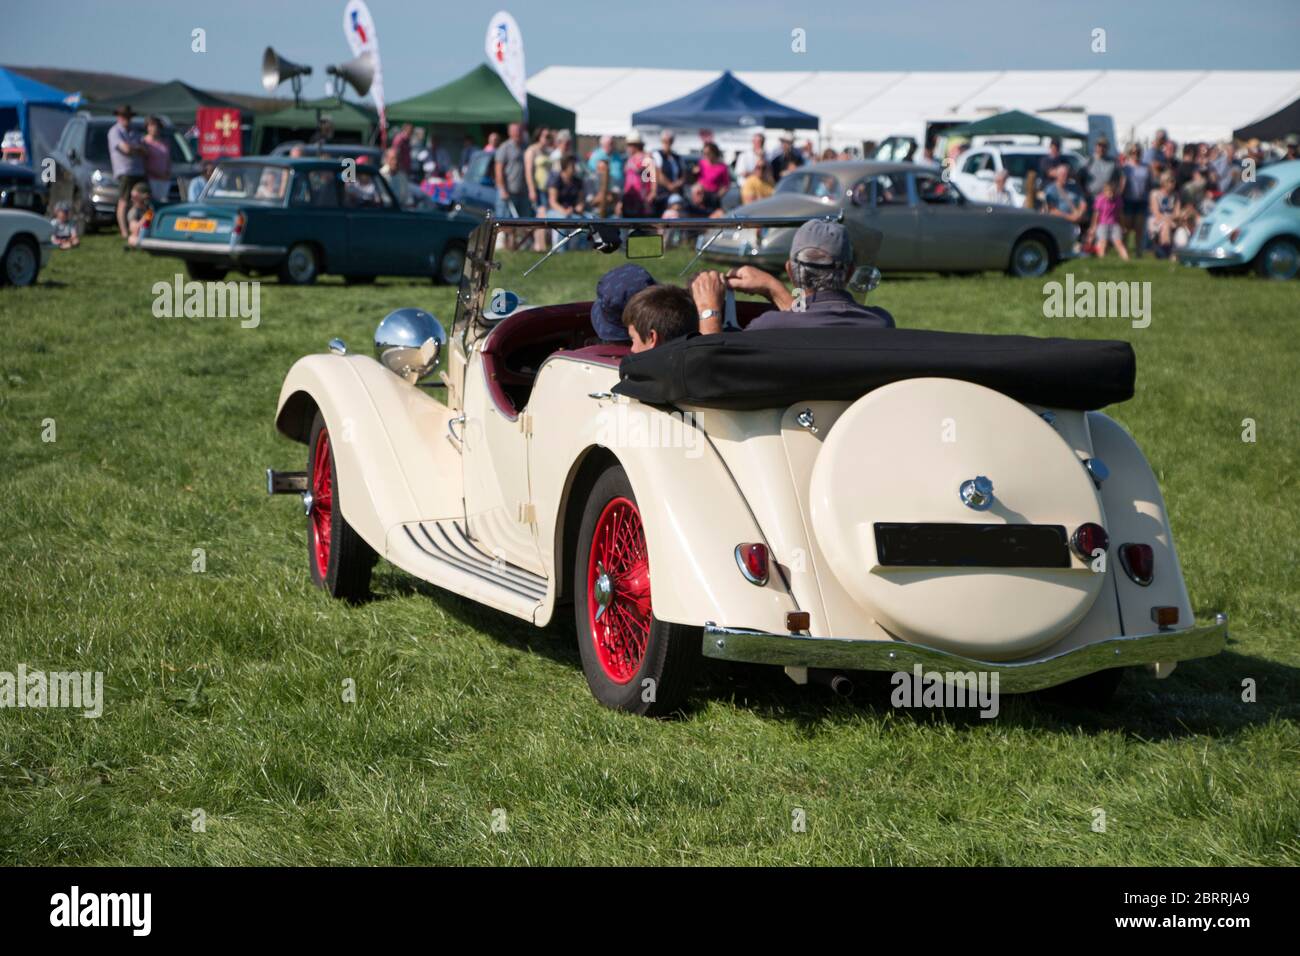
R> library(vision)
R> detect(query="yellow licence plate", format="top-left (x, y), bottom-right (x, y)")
top-left (175, 218), bottom-right (217, 233)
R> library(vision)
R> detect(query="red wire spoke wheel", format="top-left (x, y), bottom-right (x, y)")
top-left (310, 428), bottom-right (334, 580)
top-left (587, 496), bottom-right (652, 683)
top-left (305, 411), bottom-right (376, 602)
top-left (574, 463), bottom-right (700, 716)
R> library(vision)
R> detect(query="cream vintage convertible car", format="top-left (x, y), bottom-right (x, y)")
top-left (266, 214), bottom-right (1226, 716)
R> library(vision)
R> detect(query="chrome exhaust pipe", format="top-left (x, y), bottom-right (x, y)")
top-left (810, 669), bottom-right (855, 698)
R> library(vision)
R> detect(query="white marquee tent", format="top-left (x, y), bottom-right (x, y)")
top-left (527, 67), bottom-right (1300, 147)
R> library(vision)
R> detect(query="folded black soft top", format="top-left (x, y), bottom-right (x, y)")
top-left (612, 328), bottom-right (1136, 411)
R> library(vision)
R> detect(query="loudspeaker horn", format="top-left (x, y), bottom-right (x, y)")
top-left (326, 50), bottom-right (375, 97)
top-left (261, 46), bottom-right (313, 93)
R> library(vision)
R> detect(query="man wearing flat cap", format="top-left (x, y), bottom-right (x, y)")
top-left (108, 105), bottom-right (147, 239)
top-left (691, 219), bottom-right (894, 333)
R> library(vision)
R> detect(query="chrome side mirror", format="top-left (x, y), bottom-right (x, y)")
top-left (848, 265), bottom-right (881, 294)
top-left (374, 308), bottom-right (446, 384)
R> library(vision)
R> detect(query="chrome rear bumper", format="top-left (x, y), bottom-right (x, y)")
top-left (138, 237), bottom-right (286, 268)
top-left (702, 615), bottom-right (1228, 693)
top-left (1175, 249), bottom-right (1246, 268)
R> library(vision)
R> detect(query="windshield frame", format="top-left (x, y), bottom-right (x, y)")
top-left (453, 214), bottom-right (829, 342)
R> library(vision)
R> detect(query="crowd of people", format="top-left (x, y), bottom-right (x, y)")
top-left (447, 124), bottom-right (860, 250)
top-left (410, 120), bottom-right (1296, 257)
top-left (974, 130), bottom-right (1299, 259)
top-left (47, 102), bottom-right (1300, 264)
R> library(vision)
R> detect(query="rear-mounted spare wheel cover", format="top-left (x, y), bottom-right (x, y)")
top-left (808, 378), bottom-right (1106, 660)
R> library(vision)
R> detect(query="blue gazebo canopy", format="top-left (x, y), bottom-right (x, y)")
top-left (631, 71), bottom-right (818, 130)
top-left (0, 67), bottom-right (74, 166)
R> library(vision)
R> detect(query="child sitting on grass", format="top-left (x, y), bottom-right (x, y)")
top-left (125, 182), bottom-right (152, 250)
top-left (49, 201), bottom-right (79, 250)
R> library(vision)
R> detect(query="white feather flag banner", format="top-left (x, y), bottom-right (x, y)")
top-left (485, 11), bottom-right (527, 123)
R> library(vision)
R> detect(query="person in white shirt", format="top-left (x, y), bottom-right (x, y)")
top-left (733, 132), bottom-right (767, 180)
top-left (986, 169), bottom-right (1017, 205)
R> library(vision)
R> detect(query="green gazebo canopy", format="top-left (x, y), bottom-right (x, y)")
top-left (91, 80), bottom-right (241, 127)
top-left (252, 98), bottom-right (378, 152)
top-left (945, 109), bottom-right (1084, 141)
top-left (387, 64), bottom-right (575, 131)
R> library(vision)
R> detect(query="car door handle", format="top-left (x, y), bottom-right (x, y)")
top-left (447, 414), bottom-right (466, 447)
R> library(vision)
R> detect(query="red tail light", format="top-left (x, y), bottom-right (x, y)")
top-left (233, 211), bottom-right (246, 238)
top-left (735, 543), bottom-right (769, 586)
top-left (1070, 522), bottom-right (1109, 560)
top-left (1118, 543), bottom-right (1154, 586)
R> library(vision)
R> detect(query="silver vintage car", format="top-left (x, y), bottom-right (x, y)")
top-left (705, 160), bottom-right (1077, 278)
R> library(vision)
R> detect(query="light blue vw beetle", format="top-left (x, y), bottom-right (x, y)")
top-left (1177, 159), bottom-right (1300, 279)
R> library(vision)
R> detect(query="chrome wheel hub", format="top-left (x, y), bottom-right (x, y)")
top-left (301, 490), bottom-right (314, 516)
top-left (1266, 243), bottom-right (1298, 278)
top-left (592, 560), bottom-right (614, 621)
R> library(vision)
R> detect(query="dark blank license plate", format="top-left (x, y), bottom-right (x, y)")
top-left (874, 522), bottom-right (1070, 569)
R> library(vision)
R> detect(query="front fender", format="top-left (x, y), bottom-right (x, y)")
top-left (275, 353), bottom-right (462, 554)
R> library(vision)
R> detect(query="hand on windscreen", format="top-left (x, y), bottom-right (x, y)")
top-left (724, 265), bottom-right (780, 300)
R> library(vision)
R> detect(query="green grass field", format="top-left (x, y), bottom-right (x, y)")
top-left (1, 234), bottom-right (1297, 865)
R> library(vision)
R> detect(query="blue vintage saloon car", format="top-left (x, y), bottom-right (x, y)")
top-left (140, 157), bottom-right (480, 285)
top-left (1176, 159), bottom-right (1300, 280)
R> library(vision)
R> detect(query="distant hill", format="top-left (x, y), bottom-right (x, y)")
top-left (4, 64), bottom-right (286, 114)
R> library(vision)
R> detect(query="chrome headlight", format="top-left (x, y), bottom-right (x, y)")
top-left (91, 169), bottom-right (105, 185)
top-left (374, 308), bottom-right (446, 384)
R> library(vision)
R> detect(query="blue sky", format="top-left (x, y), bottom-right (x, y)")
top-left (4, 0), bottom-right (1298, 101)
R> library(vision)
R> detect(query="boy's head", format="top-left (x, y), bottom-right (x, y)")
top-left (53, 201), bottom-right (70, 220)
top-left (623, 284), bottom-right (696, 353)
top-left (130, 183), bottom-right (150, 204)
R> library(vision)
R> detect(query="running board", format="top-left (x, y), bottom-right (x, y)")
top-left (386, 518), bottom-right (548, 622)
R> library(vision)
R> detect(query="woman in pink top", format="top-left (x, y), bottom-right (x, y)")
top-left (142, 116), bottom-right (172, 204)
top-left (1088, 179), bottom-right (1128, 260)
top-left (695, 142), bottom-right (731, 208)
top-left (622, 131), bottom-right (654, 217)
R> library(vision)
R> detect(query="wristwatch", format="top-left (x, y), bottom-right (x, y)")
top-left (699, 308), bottom-right (720, 323)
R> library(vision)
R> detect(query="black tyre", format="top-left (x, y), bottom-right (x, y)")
top-left (186, 260), bottom-right (228, 282)
top-left (279, 242), bottom-right (320, 285)
top-left (0, 236), bottom-right (40, 287)
top-left (1008, 233), bottom-right (1054, 278)
top-left (1254, 237), bottom-right (1299, 280)
top-left (1038, 667), bottom-right (1124, 708)
top-left (573, 464), bottom-right (700, 716)
top-left (437, 240), bottom-right (467, 285)
top-left (306, 412), bottom-right (377, 602)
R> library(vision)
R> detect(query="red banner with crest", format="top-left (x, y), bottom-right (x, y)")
top-left (196, 107), bottom-right (242, 160)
